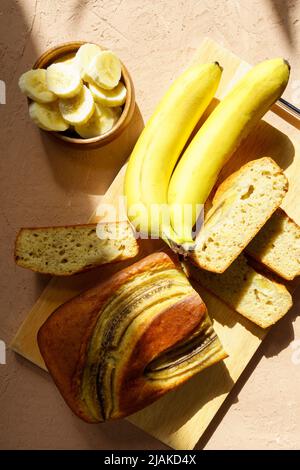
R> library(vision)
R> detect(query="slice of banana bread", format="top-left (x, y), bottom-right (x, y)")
top-left (246, 209), bottom-right (300, 280)
top-left (184, 255), bottom-right (292, 329)
top-left (15, 221), bottom-right (138, 276)
top-left (191, 157), bottom-right (288, 273)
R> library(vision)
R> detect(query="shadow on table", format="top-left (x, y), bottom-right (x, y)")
top-left (267, 0), bottom-right (297, 48)
top-left (40, 104), bottom-right (144, 196)
top-left (194, 346), bottom-right (261, 450)
top-left (263, 286), bottom-right (300, 358)
top-left (14, 353), bottom-right (166, 449)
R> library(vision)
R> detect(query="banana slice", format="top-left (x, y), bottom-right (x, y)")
top-left (86, 51), bottom-right (121, 90)
top-left (59, 84), bottom-right (95, 125)
top-left (46, 62), bottom-right (82, 98)
top-left (75, 43), bottom-right (102, 81)
top-left (74, 105), bottom-right (102, 138)
top-left (75, 104), bottom-right (122, 138)
top-left (97, 103), bottom-right (122, 133)
top-left (19, 69), bottom-right (56, 103)
top-left (89, 81), bottom-right (127, 107)
top-left (29, 101), bottom-right (69, 131)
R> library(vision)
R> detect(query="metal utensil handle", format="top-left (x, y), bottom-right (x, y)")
top-left (278, 98), bottom-right (300, 119)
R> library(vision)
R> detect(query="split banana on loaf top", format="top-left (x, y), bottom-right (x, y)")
top-left (38, 252), bottom-right (226, 422)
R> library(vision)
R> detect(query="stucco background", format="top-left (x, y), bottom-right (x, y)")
top-left (0, 0), bottom-right (300, 450)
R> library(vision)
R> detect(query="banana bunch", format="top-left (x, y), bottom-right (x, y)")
top-left (124, 58), bottom-right (290, 249)
top-left (168, 58), bottom-right (290, 246)
top-left (19, 44), bottom-right (126, 138)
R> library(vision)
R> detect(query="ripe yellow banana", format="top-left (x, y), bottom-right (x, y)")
top-left (168, 58), bottom-right (290, 246)
top-left (124, 62), bottom-right (222, 237)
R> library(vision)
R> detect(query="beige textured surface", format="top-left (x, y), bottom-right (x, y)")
top-left (10, 38), bottom-right (300, 449)
top-left (1, 0), bottom-right (300, 450)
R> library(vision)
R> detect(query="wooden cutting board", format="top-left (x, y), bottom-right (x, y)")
top-left (11, 38), bottom-right (300, 450)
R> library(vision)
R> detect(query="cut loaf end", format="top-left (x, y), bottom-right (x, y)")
top-left (184, 255), bottom-right (293, 329)
top-left (191, 157), bottom-right (288, 273)
top-left (15, 221), bottom-right (139, 276)
top-left (247, 208), bottom-right (300, 280)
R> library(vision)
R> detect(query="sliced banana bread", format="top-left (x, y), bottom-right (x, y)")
top-left (246, 209), bottom-right (300, 280)
top-left (190, 157), bottom-right (288, 273)
top-left (15, 221), bottom-right (138, 276)
top-left (184, 255), bottom-right (292, 329)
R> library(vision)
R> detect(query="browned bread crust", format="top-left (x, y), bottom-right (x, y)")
top-left (38, 252), bottom-right (226, 422)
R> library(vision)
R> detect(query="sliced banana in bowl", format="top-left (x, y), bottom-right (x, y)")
top-left (19, 42), bottom-right (134, 147)
top-left (19, 69), bottom-right (57, 103)
top-left (85, 51), bottom-right (122, 90)
top-left (89, 81), bottom-right (127, 107)
top-left (47, 62), bottom-right (82, 98)
top-left (29, 101), bottom-right (69, 131)
top-left (75, 43), bottom-right (102, 81)
top-left (74, 104), bottom-right (103, 138)
top-left (59, 85), bottom-right (95, 125)
top-left (75, 103), bottom-right (122, 138)
top-left (97, 104), bottom-right (122, 133)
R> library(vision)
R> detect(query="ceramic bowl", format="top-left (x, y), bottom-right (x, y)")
top-left (31, 41), bottom-right (135, 148)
